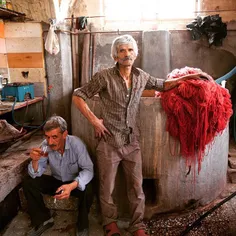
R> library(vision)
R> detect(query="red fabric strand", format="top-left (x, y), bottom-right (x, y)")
top-left (158, 67), bottom-right (233, 173)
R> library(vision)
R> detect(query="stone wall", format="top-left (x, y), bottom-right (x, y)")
top-left (10, 0), bottom-right (55, 23)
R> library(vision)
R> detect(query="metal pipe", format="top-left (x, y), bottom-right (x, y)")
top-left (89, 24), bottom-right (93, 79)
top-left (43, 29), bottom-right (143, 35)
top-left (194, 9), bottom-right (236, 13)
top-left (64, 16), bottom-right (105, 19)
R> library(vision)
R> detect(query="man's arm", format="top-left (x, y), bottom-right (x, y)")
top-left (164, 73), bottom-right (211, 91)
top-left (72, 96), bottom-right (111, 139)
top-left (72, 96), bottom-right (99, 126)
top-left (28, 147), bottom-right (47, 178)
top-left (72, 136), bottom-right (94, 191)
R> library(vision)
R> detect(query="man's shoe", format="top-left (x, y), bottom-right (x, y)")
top-left (104, 222), bottom-right (121, 236)
top-left (77, 228), bottom-right (89, 236)
top-left (27, 218), bottom-right (54, 236)
top-left (133, 229), bottom-right (149, 236)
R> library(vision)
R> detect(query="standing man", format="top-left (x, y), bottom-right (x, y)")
top-left (72, 34), bottom-right (202, 236)
top-left (23, 115), bottom-right (94, 236)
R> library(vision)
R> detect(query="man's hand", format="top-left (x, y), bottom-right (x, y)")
top-left (54, 182), bottom-right (78, 200)
top-left (164, 72), bottom-right (211, 90)
top-left (177, 72), bottom-right (211, 82)
top-left (73, 96), bottom-right (111, 140)
top-left (30, 148), bottom-right (42, 161)
top-left (30, 148), bottom-right (42, 172)
top-left (92, 118), bottom-right (111, 141)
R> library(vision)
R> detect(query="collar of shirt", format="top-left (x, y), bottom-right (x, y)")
top-left (114, 62), bottom-right (140, 77)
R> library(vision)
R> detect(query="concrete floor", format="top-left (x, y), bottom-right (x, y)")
top-left (1, 136), bottom-right (236, 236)
top-left (1, 183), bottom-right (236, 236)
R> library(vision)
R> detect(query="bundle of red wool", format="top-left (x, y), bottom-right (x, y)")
top-left (158, 67), bottom-right (233, 172)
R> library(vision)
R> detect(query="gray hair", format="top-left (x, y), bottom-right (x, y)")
top-left (43, 115), bottom-right (67, 133)
top-left (111, 34), bottom-right (138, 60)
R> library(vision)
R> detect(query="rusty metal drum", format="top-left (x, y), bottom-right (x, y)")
top-left (71, 96), bottom-right (228, 215)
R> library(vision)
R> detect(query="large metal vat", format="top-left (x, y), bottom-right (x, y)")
top-left (71, 96), bottom-right (228, 215)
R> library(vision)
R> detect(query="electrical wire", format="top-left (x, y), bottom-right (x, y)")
top-left (11, 93), bottom-right (51, 129)
top-left (215, 67), bottom-right (236, 142)
top-left (215, 66), bottom-right (236, 84)
top-left (180, 190), bottom-right (236, 235)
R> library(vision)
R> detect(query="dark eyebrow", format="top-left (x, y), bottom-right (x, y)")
top-left (45, 135), bottom-right (58, 139)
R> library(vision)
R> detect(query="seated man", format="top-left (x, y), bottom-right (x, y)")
top-left (23, 115), bottom-right (94, 236)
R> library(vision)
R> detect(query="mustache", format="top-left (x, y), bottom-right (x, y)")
top-left (49, 144), bottom-right (56, 148)
top-left (122, 57), bottom-right (132, 61)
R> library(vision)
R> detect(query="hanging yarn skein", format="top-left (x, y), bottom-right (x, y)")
top-left (158, 67), bottom-right (233, 173)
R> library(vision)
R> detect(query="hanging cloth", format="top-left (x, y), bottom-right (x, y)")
top-left (186, 14), bottom-right (227, 46)
top-left (76, 17), bottom-right (88, 30)
top-left (45, 24), bottom-right (60, 55)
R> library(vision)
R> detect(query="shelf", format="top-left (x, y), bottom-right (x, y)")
top-left (0, 6), bottom-right (25, 19)
top-left (0, 97), bottom-right (43, 116)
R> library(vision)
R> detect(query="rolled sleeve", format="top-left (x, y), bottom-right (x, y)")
top-left (73, 72), bottom-right (106, 100)
top-left (145, 75), bottom-right (165, 91)
top-left (28, 157), bottom-right (47, 178)
top-left (74, 166), bottom-right (94, 191)
top-left (73, 88), bottom-right (88, 101)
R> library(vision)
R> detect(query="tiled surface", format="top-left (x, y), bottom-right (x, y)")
top-left (7, 53), bottom-right (44, 68)
top-left (0, 21), bottom-right (4, 38)
top-left (3, 22), bottom-right (47, 96)
top-left (0, 38), bottom-right (6, 53)
top-left (9, 68), bottom-right (46, 82)
top-left (0, 54), bottom-right (8, 68)
top-left (4, 23), bottom-right (42, 38)
top-left (5, 38), bottom-right (43, 53)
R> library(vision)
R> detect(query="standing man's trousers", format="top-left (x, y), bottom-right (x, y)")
top-left (96, 139), bottom-right (146, 233)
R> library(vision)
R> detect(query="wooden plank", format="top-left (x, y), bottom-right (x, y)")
top-left (9, 68), bottom-right (46, 83)
top-left (7, 53), bottom-right (43, 68)
top-left (0, 97), bottom-right (43, 116)
top-left (0, 38), bottom-right (6, 53)
top-left (4, 22), bottom-right (42, 38)
top-left (6, 37), bottom-right (43, 53)
top-left (0, 53), bottom-right (8, 68)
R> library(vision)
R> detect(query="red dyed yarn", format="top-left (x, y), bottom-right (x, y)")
top-left (159, 67), bottom-right (233, 172)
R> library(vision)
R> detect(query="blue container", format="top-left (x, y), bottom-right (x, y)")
top-left (2, 83), bottom-right (34, 102)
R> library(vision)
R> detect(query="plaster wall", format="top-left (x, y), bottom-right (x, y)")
top-left (44, 32), bottom-right (72, 130)
top-left (10, 0), bottom-right (55, 23)
top-left (201, 0), bottom-right (236, 22)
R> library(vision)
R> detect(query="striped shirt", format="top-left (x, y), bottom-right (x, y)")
top-left (73, 64), bottom-right (165, 148)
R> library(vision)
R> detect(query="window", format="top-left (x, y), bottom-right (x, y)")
top-left (103, 0), bottom-right (198, 29)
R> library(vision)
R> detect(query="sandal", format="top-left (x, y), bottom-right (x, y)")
top-left (133, 229), bottom-right (149, 236)
top-left (104, 222), bottom-right (121, 236)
